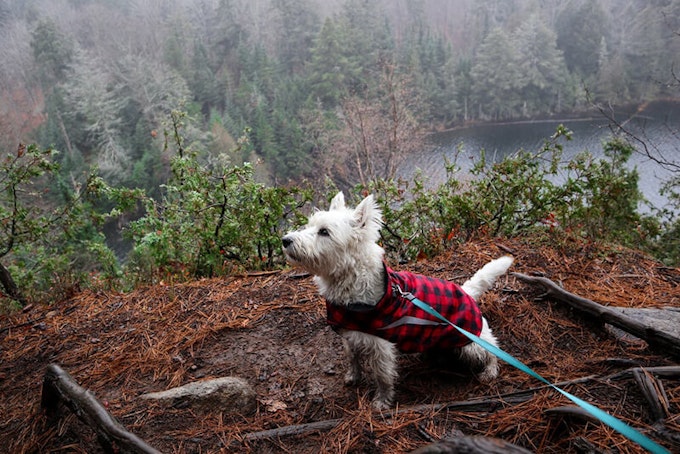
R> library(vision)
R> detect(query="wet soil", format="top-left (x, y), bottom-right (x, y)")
top-left (1, 237), bottom-right (679, 453)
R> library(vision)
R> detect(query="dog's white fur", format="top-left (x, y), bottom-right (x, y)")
top-left (282, 192), bottom-right (513, 409)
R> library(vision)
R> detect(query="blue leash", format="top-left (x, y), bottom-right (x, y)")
top-left (394, 285), bottom-right (669, 454)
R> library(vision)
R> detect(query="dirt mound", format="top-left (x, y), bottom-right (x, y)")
top-left (1, 238), bottom-right (679, 453)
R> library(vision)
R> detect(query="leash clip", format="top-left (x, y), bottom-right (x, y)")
top-left (392, 284), bottom-right (416, 302)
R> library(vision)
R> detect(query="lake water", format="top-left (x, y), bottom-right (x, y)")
top-left (402, 100), bottom-right (680, 211)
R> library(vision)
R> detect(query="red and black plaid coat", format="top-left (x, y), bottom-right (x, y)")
top-left (326, 265), bottom-right (483, 353)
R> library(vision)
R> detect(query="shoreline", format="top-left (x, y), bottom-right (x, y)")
top-left (433, 98), bottom-right (680, 133)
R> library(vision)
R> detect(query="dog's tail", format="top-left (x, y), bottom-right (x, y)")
top-left (461, 256), bottom-right (514, 301)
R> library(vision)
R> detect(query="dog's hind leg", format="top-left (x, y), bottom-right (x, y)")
top-left (459, 317), bottom-right (499, 382)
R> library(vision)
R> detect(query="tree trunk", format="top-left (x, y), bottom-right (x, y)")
top-left (0, 261), bottom-right (25, 306)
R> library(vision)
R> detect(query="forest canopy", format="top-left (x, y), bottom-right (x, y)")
top-left (0, 0), bottom-right (678, 183)
top-left (0, 0), bottom-right (679, 307)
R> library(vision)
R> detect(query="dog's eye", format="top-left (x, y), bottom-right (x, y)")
top-left (318, 228), bottom-right (330, 237)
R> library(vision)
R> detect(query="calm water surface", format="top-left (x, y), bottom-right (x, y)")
top-left (403, 101), bottom-right (680, 210)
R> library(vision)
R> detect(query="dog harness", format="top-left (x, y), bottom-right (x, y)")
top-left (326, 265), bottom-right (483, 353)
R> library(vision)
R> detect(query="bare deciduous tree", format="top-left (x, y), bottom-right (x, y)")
top-left (329, 64), bottom-right (425, 187)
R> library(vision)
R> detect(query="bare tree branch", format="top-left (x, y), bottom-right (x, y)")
top-left (41, 364), bottom-right (162, 454)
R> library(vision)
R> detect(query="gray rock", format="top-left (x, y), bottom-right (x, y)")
top-left (141, 377), bottom-right (256, 415)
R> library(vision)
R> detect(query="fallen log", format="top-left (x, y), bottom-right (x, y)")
top-left (607, 365), bottom-right (680, 381)
top-left (241, 418), bottom-right (342, 441)
top-left (512, 272), bottom-right (680, 358)
top-left (410, 436), bottom-right (533, 453)
top-left (41, 363), bottom-right (161, 454)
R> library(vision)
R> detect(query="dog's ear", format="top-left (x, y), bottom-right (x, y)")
top-left (329, 192), bottom-right (345, 211)
top-left (353, 195), bottom-right (382, 231)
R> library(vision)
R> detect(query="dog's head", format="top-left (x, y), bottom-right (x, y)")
top-left (282, 192), bottom-right (383, 277)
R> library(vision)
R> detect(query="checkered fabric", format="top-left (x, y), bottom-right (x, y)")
top-left (326, 264), bottom-right (483, 353)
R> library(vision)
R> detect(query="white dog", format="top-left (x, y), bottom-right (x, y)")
top-left (282, 192), bottom-right (513, 409)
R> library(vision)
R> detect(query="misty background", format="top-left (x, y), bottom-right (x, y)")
top-left (0, 0), bottom-right (680, 307)
top-left (0, 0), bottom-right (678, 189)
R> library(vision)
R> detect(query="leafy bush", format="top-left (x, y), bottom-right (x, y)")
top-left (356, 127), bottom-right (661, 263)
top-left (557, 137), bottom-right (650, 242)
top-left (650, 175), bottom-right (680, 265)
top-left (123, 111), bottom-right (312, 286)
top-left (0, 144), bottom-right (120, 308)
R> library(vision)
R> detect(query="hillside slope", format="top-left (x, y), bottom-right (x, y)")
top-left (1, 238), bottom-right (679, 453)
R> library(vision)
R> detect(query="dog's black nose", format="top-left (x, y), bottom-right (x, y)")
top-left (282, 237), bottom-right (292, 248)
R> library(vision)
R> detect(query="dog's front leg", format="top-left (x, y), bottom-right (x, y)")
top-left (368, 336), bottom-right (398, 410)
top-left (342, 331), bottom-right (398, 409)
top-left (341, 334), bottom-right (362, 386)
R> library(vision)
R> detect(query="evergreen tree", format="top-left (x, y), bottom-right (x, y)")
top-left (659, 0), bottom-right (680, 94)
top-left (454, 58), bottom-right (474, 122)
top-left (210, 0), bottom-right (251, 80)
top-left (189, 41), bottom-right (222, 116)
top-left (30, 18), bottom-right (74, 88)
top-left (403, 25), bottom-right (457, 124)
top-left (622, 3), bottom-right (667, 100)
top-left (339, 0), bottom-right (395, 92)
top-left (555, 1), bottom-right (608, 80)
top-left (470, 27), bottom-right (520, 120)
top-left (512, 14), bottom-right (568, 116)
top-left (307, 18), bottom-right (352, 107)
top-left (271, 0), bottom-right (320, 75)
top-left (596, 47), bottom-right (630, 103)
top-left (310, 0), bottom-right (395, 104)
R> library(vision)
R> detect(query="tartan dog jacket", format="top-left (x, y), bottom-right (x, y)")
top-left (326, 264), bottom-right (483, 353)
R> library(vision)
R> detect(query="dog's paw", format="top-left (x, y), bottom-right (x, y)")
top-left (371, 397), bottom-right (392, 411)
top-left (371, 386), bottom-right (394, 410)
top-left (344, 371), bottom-right (359, 386)
top-left (477, 362), bottom-right (499, 383)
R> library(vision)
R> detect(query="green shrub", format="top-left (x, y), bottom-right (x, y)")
top-left (0, 144), bottom-right (121, 307)
top-left (356, 127), bottom-right (663, 262)
top-left (650, 175), bottom-right (680, 266)
top-left (559, 136), bottom-right (654, 246)
top-left (123, 111), bottom-right (312, 285)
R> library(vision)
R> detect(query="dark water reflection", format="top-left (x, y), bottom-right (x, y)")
top-left (403, 101), bottom-right (680, 210)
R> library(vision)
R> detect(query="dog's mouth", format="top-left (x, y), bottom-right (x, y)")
top-left (283, 250), bottom-right (299, 263)
top-left (282, 246), bottom-right (301, 265)
top-left (282, 247), bottom-right (317, 274)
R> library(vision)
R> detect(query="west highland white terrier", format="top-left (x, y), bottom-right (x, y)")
top-left (282, 192), bottom-right (513, 409)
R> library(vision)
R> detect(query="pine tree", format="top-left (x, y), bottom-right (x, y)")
top-left (555, 1), bottom-right (609, 79)
top-left (470, 27), bottom-right (520, 120)
top-left (30, 18), bottom-right (74, 87)
top-left (307, 18), bottom-right (351, 107)
top-left (512, 14), bottom-right (567, 116)
top-left (271, 0), bottom-right (320, 75)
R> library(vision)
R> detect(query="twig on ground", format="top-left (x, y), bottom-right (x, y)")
top-left (632, 368), bottom-right (670, 423)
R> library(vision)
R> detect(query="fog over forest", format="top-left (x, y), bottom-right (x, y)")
top-left (0, 0), bottom-right (679, 310)
top-left (0, 0), bottom-right (678, 184)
